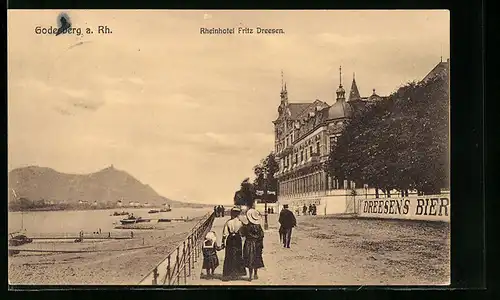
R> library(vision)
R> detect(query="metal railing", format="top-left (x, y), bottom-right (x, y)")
top-left (138, 211), bottom-right (216, 285)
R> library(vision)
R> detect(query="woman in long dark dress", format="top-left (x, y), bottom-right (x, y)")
top-left (241, 209), bottom-right (265, 281)
top-left (222, 207), bottom-right (247, 280)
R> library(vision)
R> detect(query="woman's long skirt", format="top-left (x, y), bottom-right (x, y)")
top-left (243, 238), bottom-right (265, 269)
top-left (222, 234), bottom-right (246, 278)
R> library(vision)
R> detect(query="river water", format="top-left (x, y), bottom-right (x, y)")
top-left (8, 207), bottom-right (211, 235)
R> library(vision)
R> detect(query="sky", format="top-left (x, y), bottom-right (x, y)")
top-left (8, 10), bottom-right (450, 205)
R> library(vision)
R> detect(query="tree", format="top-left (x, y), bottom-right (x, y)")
top-left (328, 74), bottom-right (449, 195)
top-left (253, 152), bottom-right (279, 203)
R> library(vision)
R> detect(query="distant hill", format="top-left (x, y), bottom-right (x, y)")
top-left (8, 165), bottom-right (210, 208)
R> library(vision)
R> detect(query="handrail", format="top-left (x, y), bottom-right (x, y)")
top-left (138, 211), bottom-right (216, 285)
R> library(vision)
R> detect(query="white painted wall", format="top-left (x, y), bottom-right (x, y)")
top-left (277, 189), bottom-right (441, 221)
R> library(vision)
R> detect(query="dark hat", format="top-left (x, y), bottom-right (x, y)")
top-left (283, 204), bottom-right (289, 208)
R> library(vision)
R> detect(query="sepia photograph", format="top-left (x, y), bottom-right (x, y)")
top-left (8, 10), bottom-right (450, 286)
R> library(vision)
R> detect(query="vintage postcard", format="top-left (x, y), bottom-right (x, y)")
top-left (8, 10), bottom-right (450, 286)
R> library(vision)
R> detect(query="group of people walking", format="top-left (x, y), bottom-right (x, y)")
top-left (202, 206), bottom-right (265, 281)
top-left (296, 203), bottom-right (317, 216)
top-left (214, 205), bottom-right (225, 218)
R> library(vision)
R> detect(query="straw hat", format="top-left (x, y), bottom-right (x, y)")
top-left (247, 208), bottom-right (261, 225)
top-left (231, 206), bottom-right (241, 212)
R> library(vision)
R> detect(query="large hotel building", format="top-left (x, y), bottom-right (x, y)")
top-left (273, 59), bottom-right (450, 215)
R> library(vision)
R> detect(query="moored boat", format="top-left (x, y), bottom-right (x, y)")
top-left (120, 219), bottom-right (137, 224)
top-left (120, 214), bottom-right (138, 224)
top-left (148, 209), bottom-right (159, 214)
top-left (160, 204), bottom-right (172, 212)
top-left (120, 215), bottom-right (150, 224)
top-left (111, 211), bottom-right (129, 216)
top-left (9, 234), bottom-right (33, 246)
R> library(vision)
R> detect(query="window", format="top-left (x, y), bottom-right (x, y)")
top-left (309, 146), bottom-right (313, 156)
top-left (316, 142), bottom-right (320, 154)
top-left (330, 136), bottom-right (338, 150)
top-left (295, 154), bottom-right (298, 164)
top-left (301, 151), bottom-right (304, 162)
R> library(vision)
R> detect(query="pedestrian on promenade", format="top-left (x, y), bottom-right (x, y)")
top-left (241, 209), bottom-right (265, 281)
top-left (302, 205), bottom-right (307, 216)
top-left (312, 204), bottom-right (317, 215)
top-left (221, 205), bottom-right (225, 217)
top-left (214, 206), bottom-right (218, 217)
top-left (279, 204), bottom-right (297, 248)
top-left (202, 231), bottom-right (224, 278)
top-left (221, 206), bottom-right (246, 281)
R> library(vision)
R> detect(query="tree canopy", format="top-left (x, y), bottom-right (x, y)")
top-left (327, 74), bottom-right (449, 195)
top-left (252, 152), bottom-right (279, 203)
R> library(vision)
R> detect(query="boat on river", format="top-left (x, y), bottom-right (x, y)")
top-left (148, 209), bottom-right (159, 214)
top-left (160, 204), bottom-right (172, 212)
top-left (111, 211), bottom-right (129, 216)
top-left (119, 215), bottom-right (151, 224)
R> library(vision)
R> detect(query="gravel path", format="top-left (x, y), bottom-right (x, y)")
top-left (189, 214), bottom-right (450, 285)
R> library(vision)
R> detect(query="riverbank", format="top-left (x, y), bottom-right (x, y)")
top-left (8, 217), bottom-right (203, 285)
top-left (9, 205), bottom-right (211, 213)
top-left (190, 213), bottom-right (450, 285)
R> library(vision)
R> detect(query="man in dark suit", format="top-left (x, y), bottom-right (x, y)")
top-left (278, 204), bottom-right (297, 248)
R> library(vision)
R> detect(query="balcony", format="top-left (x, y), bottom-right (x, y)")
top-left (310, 152), bottom-right (320, 163)
top-left (276, 145), bottom-right (293, 158)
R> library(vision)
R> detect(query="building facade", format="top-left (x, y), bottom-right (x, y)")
top-left (273, 59), bottom-right (449, 215)
top-left (273, 67), bottom-right (384, 202)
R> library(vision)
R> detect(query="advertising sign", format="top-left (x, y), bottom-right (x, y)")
top-left (358, 194), bottom-right (450, 222)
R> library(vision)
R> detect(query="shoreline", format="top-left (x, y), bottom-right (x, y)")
top-left (8, 206), bottom-right (212, 213)
top-left (8, 218), bottom-right (202, 285)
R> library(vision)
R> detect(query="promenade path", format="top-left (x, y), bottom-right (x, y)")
top-left (188, 213), bottom-right (359, 285)
top-left (188, 213), bottom-right (450, 286)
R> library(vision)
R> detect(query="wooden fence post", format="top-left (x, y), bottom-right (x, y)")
top-left (183, 241), bottom-right (187, 284)
top-left (152, 267), bottom-right (158, 285)
top-left (176, 247), bottom-right (180, 285)
top-left (166, 255), bottom-right (171, 285)
top-left (187, 236), bottom-right (192, 277)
